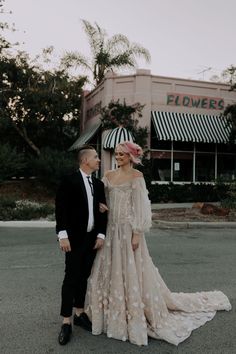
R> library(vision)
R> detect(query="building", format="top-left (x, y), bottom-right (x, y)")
top-left (70, 69), bottom-right (236, 183)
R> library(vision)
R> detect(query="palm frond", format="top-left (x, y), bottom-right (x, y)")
top-left (60, 51), bottom-right (92, 72)
top-left (81, 19), bottom-right (106, 57)
top-left (128, 43), bottom-right (151, 63)
top-left (109, 52), bottom-right (137, 69)
top-left (106, 34), bottom-right (130, 52)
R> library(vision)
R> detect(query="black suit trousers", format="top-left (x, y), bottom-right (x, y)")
top-left (60, 231), bottom-right (97, 317)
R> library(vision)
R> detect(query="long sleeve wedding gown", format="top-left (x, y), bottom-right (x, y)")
top-left (85, 176), bottom-right (231, 346)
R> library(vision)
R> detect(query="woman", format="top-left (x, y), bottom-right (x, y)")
top-left (85, 141), bottom-right (231, 346)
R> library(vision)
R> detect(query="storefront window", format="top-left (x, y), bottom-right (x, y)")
top-left (195, 153), bottom-right (215, 181)
top-left (195, 143), bottom-right (215, 152)
top-left (151, 157), bottom-right (171, 181)
top-left (151, 139), bottom-right (236, 183)
top-left (151, 139), bottom-right (172, 150)
top-left (173, 142), bottom-right (194, 151)
top-left (173, 152), bottom-right (193, 181)
top-left (217, 144), bottom-right (236, 153)
top-left (217, 154), bottom-right (236, 181)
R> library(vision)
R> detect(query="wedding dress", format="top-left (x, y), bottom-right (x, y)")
top-left (85, 176), bottom-right (231, 346)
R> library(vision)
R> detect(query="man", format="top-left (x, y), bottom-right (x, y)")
top-left (55, 145), bottom-right (107, 345)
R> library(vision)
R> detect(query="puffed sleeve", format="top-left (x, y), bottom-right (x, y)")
top-left (101, 176), bottom-right (109, 203)
top-left (131, 177), bottom-right (152, 234)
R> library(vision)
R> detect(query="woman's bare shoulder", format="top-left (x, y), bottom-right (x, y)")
top-left (132, 169), bottom-right (143, 178)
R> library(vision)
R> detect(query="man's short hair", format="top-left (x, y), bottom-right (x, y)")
top-left (77, 145), bottom-right (95, 165)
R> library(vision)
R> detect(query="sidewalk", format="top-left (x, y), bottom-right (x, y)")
top-left (151, 202), bottom-right (219, 209)
top-left (151, 202), bottom-right (236, 229)
top-left (152, 202), bottom-right (193, 210)
top-left (0, 203), bottom-right (236, 229)
top-left (0, 220), bottom-right (55, 227)
top-left (153, 219), bottom-right (236, 229)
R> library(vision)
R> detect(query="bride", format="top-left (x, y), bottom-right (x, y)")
top-left (85, 141), bottom-right (231, 346)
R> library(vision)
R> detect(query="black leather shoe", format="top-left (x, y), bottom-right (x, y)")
top-left (73, 313), bottom-right (92, 332)
top-left (58, 324), bottom-right (72, 345)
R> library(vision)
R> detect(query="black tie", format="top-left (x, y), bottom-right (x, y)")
top-left (86, 176), bottom-right (94, 196)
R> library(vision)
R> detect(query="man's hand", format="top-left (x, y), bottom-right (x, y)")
top-left (59, 238), bottom-right (71, 252)
top-left (131, 233), bottom-right (140, 251)
top-left (94, 238), bottom-right (104, 250)
top-left (99, 203), bottom-right (108, 213)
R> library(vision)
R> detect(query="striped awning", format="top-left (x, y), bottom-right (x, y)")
top-left (151, 111), bottom-right (231, 143)
top-left (103, 127), bottom-right (134, 149)
top-left (69, 121), bottom-right (101, 151)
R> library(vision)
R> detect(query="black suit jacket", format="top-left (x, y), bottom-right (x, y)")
top-left (55, 171), bottom-right (107, 249)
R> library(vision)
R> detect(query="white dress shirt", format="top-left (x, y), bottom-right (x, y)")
top-left (58, 169), bottom-right (105, 240)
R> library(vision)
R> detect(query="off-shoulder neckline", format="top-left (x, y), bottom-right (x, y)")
top-left (103, 175), bottom-right (143, 187)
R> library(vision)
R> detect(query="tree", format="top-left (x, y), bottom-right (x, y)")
top-left (0, 50), bottom-right (86, 156)
top-left (223, 103), bottom-right (236, 144)
top-left (0, 143), bottom-right (26, 181)
top-left (221, 65), bottom-right (236, 143)
top-left (222, 65), bottom-right (236, 91)
top-left (61, 20), bottom-right (151, 86)
top-left (1, 2), bottom-right (86, 155)
top-left (0, 0), bottom-right (18, 53)
top-left (100, 100), bottom-right (148, 148)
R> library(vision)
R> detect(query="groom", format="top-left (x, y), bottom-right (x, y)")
top-left (55, 145), bottom-right (107, 345)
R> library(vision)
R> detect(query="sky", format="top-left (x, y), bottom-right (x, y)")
top-left (3, 0), bottom-right (236, 82)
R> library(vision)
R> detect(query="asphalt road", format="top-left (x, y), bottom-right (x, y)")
top-left (0, 227), bottom-right (235, 354)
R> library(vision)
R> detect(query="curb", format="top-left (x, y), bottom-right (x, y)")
top-left (152, 220), bottom-right (236, 229)
top-left (1, 220), bottom-right (236, 229)
top-left (0, 221), bottom-right (55, 228)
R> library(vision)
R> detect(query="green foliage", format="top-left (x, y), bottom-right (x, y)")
top-left (139, 159), bottom-right (229, 204)
top-left (147, 182), bottom-right (229, 203)
top-left (0, 50), bottom-right (85, 155)
top-left (222, 103), bottom-right (236, 144)
top-left (221, 198), bottom-right (236, 210)
top-left (0, 195), bottom-right (16, 208)
top-left (100, 100), bottom-right (148, 148)
top-left (1, 3), bottom-right (84, 156)
top-left (222, 65), bottom-right (236, 91)
top-left (0, 143), bottom-right (26, 182)
top-left (61, 19), bottom-right (151, 85)
top-left (0, 0), bottom-right (16, 53)
top-left (100, 100), bottom-right (143, 129)
top-left (29, 148), bottom-right (76, 191)
top-left (0, 197), bottom-right (54, 220)
top-left (221, 181), bottom-right (236, 209)
top-left (220, 65), bottom-right (236, 143)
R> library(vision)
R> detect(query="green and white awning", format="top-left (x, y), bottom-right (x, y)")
top-left (151, 111), bottom-right (231, 143)
top-left (103, 127), bottom-right (134, 149)
top-left (69, 121), bottom-right (101, 151)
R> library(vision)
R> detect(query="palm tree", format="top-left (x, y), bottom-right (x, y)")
top-left (61, 20), bottom-right (151, 86)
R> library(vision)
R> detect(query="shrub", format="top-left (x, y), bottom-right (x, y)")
top-left (0, 144), bottom-right (26, 182)
top-left (0, 197), bottom-right (54, 221)
top-left (29, 148), bottom-right (76, 191)
top-left (221, 181), bottom-right (236, 209)
top-left (0, 196), bottom-right (17, 209)
top-left (147, 182), bottom-right (229, 203)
